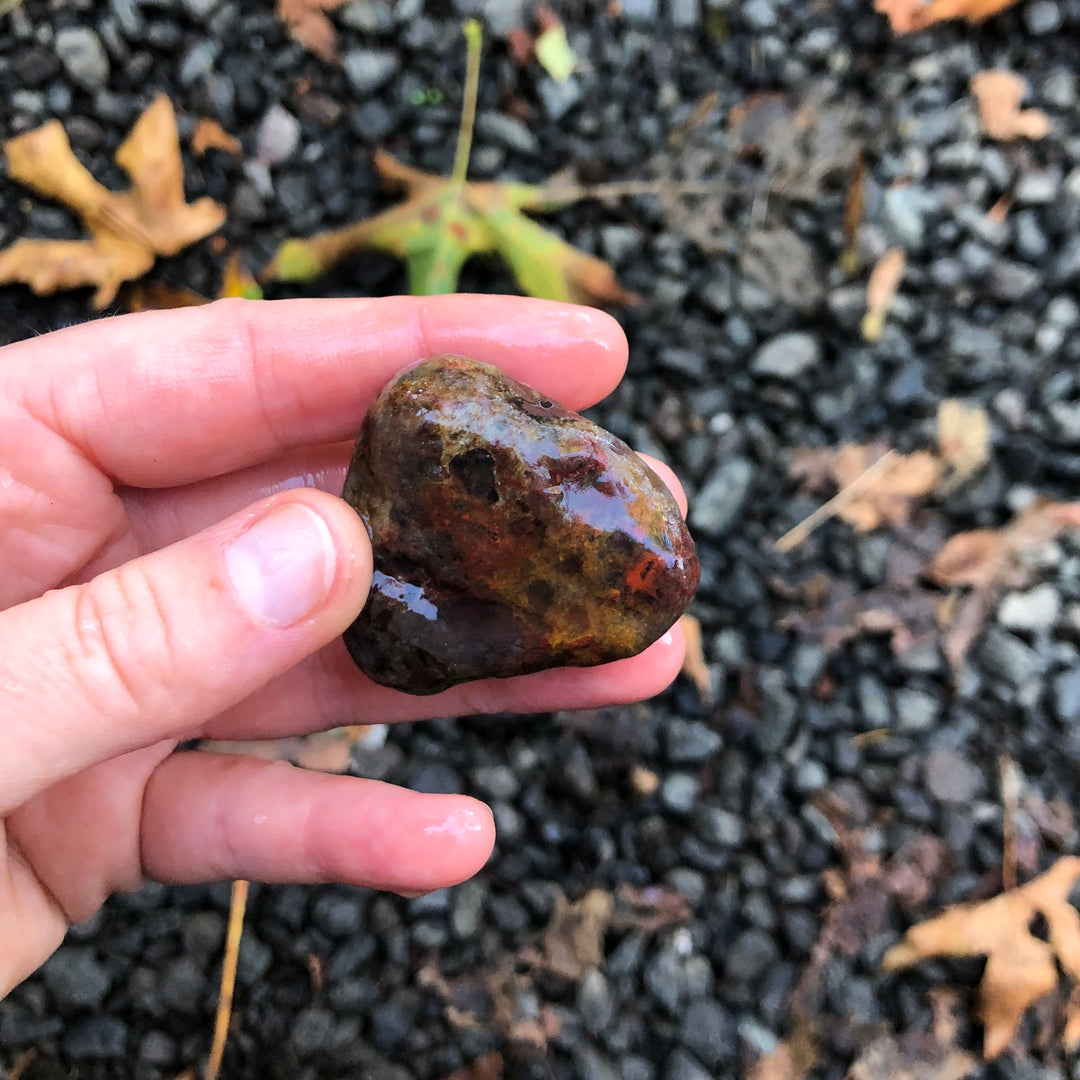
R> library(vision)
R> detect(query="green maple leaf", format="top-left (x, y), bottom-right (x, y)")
top-left (261, 148), bottom-right (639, 307)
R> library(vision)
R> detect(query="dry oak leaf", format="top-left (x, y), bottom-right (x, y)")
top-left (927, 499), bottom-right (1080, 590)
top-left (276, 0), bottom-right (348, 64)
top-left (0, 95), bottom-right (225, 308)
top-left (846, 1033), bottom-right (977, 1080)
top-left (883, 856), bottom-right (1080, 1057)
top-left (747, 1021), bottom-right (818, 1080)
top-left (792, 443), bottom-right (943, 532)
top-left (971, 70), bottom-right (1050, 141)
top-left (876, 0), bottom-right (1025, 33)
top-left (261, 148), bottom-right (639, 306)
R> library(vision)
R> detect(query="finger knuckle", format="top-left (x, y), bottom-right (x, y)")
top-left (68, 564), bottom-right (179, 723)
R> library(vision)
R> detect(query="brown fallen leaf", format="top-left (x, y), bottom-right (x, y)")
top-left (520, 889), bottom-right (614, 982)
top-left (747, 1021), bottom-right (818, 1080)
top-left (678, 613), bottom-right (714, 706)
top-left (792, 443), bottom-right (942, 532)
top-left (191, 117), bottom-right (243, 157)
top-left (441, 1052), bottom-right (504, 1080)
top-left (936, 399), bottom-right (991, 489)
top-left (876, 0), bottom-right (1025, 33)
top-left (971, 71), bottom-right (1050, 141)
top-left (883, 857), bottom-right (1080, 1057)
top-left (861, 246), bottom-right (905, 342)
top-left (846, 1032), bottom-right (977, 1080)
top-left (927, 499), bottom-right (1080, 590)
top-left (276, 0), bottom-right (348, 64)
top-left (123, 250), bottom-right (263, 312)
top-left (0, 96), bottom-right (225, 308)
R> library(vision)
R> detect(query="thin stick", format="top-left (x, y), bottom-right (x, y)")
top-left (1000, 756), bottom-right (1020, 891)
top-left (773, 450), bottom-right (898, 553)
top-left (7, 1049), bottom-right (37, 1080)
top-left (451, 20), bottom-right (483, 184)
top-left (203, 879), bottom-right (249, 1080)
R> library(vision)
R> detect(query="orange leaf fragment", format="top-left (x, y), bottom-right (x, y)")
top-left (883, 856), bottom-right (1080, 1057)
top-left (877, 0), bottom-right (1025, 33)
top-left (746, 1021), bottom-right (817, 1080)
top-left (936, 399), bottom-right (990, 488)
top-left (815, 443), bottom-right (942, 532)
top-left (276, 0), bottom-right (348, 64)
top-left (927, 499), bottom-right (1080, 589)
top-left (191, 117), bottom-right (243, 157)
top-left (0, 95), bottom-right (225, 308)
top-left (861, 246), bottom-right (905, 342)
top-left (971, 70), bottom-right (1050, 141)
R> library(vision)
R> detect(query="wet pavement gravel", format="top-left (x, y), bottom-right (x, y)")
top-left (3, 0), bottom-right (1080, 1077)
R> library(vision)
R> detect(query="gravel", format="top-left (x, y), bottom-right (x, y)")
top-left (5, 1), bottom-right (1080, 1078)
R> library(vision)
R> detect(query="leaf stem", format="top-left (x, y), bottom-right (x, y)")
top-left (451, 19), bottom-right (483, 184)
top-left (203, 879), bottom-right (249, 1080)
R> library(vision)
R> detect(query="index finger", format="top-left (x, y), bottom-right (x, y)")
top-left (1, 295), bottom-right (628, 488)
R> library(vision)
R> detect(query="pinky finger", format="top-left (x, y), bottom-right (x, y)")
top-left (140, 752), bottom-right (495, 895)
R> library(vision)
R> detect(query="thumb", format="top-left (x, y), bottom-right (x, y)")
top-left (0, 490), bottom-right (371, 814)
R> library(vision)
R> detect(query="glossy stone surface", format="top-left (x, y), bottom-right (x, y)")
top-left (342, 357), bottom-right (699, 695)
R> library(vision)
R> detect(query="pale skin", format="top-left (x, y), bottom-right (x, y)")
top-left (0, 294), bottom-right (688, 997)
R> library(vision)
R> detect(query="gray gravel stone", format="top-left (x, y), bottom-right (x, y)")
top-left (893, 687), bottom-right (941, 733)
top-left (343, 49), bottom-right (400, 95)
top-left (751, 332), bottom-right (821, 380)
top-left (679, 998), bottom-right (734, 1066)
top-left (476, 111), bottom-right (539, 155)
top-left (665, 1049), bottom-right (713, 1080)
top-left (1015, 169), bottom-right (1061, 205)
top-left (661, 772), bottom-right (701, 814)
top-left (55, 27), bottom-right (110, 92)
top-left (1052, 667), bottom-right (1080, 722)
top-left (578, 968), bottom-right (615, 1034)
top-left (998, 584), bottom-right (1061, 632)
top-left (671, 0), bottom-right (701, 27)
top-left (256, 104), bottom-right (300, 165)
top-left (924, 748), bottom-right (982, 803)
top-left (62, 1016), bottom-right (127, 1059)
top-left (1024, 0), bottom-right (1062, 33)
top-left (665, 719), bottom-right (722, 763)
top-left (42, 947), bottom-right (112, 1009)
top-left (692, 804), bottom-right (744, 847)
top-left (537, 76), bottom-right (582, 121)
top-left (181, 0), bottom-right (222, 16)
top-left (690, 458), bottom-right (753, 538)
top-left (622, 0), bottom-right (659, 20)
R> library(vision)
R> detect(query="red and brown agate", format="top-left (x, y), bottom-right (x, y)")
top-left (342, 357), bottom-right (699, 695)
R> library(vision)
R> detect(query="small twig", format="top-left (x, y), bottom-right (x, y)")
top-left (6, 1049), bottom-right (37, 1080)
top-left (451, 20), bottom-right (483, 185)
top-left (1000, 756), bottom-right (1020, 891)
top-left (774, 450), bottom-right (899, 553)
top-left (203, 879), bottom-right (249, 1080)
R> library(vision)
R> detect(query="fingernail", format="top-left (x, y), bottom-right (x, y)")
top-left (226, 503), bottom-right (335, 627)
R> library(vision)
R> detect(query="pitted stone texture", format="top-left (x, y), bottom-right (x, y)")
top-left (342, 357), bottom-right (699, 694)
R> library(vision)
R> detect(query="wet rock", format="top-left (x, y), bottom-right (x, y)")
top-left (342, 358), bottom-right (698, 694)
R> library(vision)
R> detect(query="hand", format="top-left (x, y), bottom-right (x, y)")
top-left (0, 295), bottom-right (687, 996)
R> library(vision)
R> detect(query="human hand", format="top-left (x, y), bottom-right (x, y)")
top-left (0, 295), bottom-right (687, 996)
